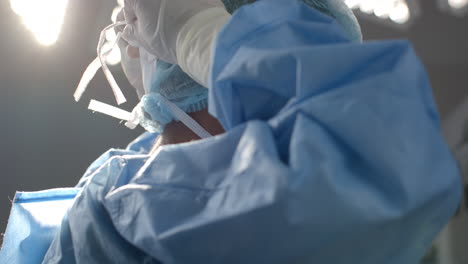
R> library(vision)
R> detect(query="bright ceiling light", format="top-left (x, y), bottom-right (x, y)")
top-left (448, 0), bottom-right (468, 9)
top-left (373, 0), bottom-right (395, 18)
top-left (389, 1), bottom-right (411, 23)
top-left (10, 0), bottom-right (68, 46)
top-left (438, 0), bottom-right (468, 16)
top-left (346, 0), bottom-right (413, 25)
top-left (345, 0), bottom-right (360, 9)
top-left (359, 0), bottom-right (375, 14)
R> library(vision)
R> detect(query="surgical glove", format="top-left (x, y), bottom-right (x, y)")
top-left (122, 0), bottom-right (224, 65)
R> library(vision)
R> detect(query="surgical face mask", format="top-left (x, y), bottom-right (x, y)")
top-left (120, 50), bottom-right (145, 99)
top-left (75, 22), bottom-right (212, 139)
top-left (139, 47), bottom-right (157, 96)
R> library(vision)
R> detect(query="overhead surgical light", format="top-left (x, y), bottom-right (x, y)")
top-left (438, 0), bottom-right (468, 15)
top-left (345, 0), bottom-right (417, 25)
top-left (448, 0), bottom-right (468, 9)
top-left (389, 1), bottom-right (411, 24)
top-left (10, 0), bottom-right (69, 46)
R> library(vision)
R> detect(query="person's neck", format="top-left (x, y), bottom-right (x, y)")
top-left (150, 109), bottom-right (225, 153)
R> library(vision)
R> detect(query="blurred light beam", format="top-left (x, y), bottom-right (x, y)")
top-left (345, 0), bottom-right (412, 24)
top-left (10, 0), bottom-right (69, 46)
top-left (448, 0), bottom-right (468, 9)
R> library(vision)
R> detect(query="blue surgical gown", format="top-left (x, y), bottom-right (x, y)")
top-left (0, 189), bottom-right (80, 263)
top-left (2, 0), bottom-right (462, 263)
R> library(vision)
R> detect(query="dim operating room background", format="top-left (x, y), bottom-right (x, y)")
top-left (1, 0), bottom-right (467, 251)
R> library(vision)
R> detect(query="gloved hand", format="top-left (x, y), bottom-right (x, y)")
top-left (122, 0), bottom-right (225, 65)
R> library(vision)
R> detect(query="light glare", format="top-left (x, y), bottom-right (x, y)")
top-left (448, 0), bottom-right (468, 9)
top-left (345, 0), bottom-right (360, 9)
top-left (389, 2), bottom-right (410, 24)
top-left (105, 43), bottom-right (122, 66)
top-left (373, 0), bottom-right (394, 18)
top-left (106, 28), bottom-right (118, 42)
top-left (21, 199), bottom-right (76, 227)
top-left (10, 0), bottom-right (68, 46)
top-left (111, 6), bottom-right (121, 23)
top-left (359, 0), bottom-right (374, 14)
top-left (346, 0), bottom-right (412, 25)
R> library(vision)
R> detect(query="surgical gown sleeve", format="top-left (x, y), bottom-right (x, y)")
top-left (44, 0), bottom-right (461, 263)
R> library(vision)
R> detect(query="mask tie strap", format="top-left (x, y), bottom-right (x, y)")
top-left (74, 56), bottom-right (107, 102)
top-left (76, 22), bottom-right (211, 139)
top-left (134, 98), bottom-right (214, 180)
top-left (74, 22), bottom-right (127, 104)
top-left (124, 102), bottom-right (143, 129)
top-left (88, 100), bottom-right (133, 121)
top-left (159, 96), bottom-right (212, 139)
top-left (87, 99), bottom-right (143, 130)
top-left (98, 22), bottom-right (127, 105)
top-left (88, 97), bottom-right (212, 139)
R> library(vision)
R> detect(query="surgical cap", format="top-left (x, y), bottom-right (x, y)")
top-left (221, 0), bottom-right (362, 42)
top-left (139, 61), bottom-right (208, 133)
top-left (140, 0), bottom-right (362, 133)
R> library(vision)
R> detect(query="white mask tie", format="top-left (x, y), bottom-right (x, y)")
top-left (74, 22), bottom-right (127, 105)
top-left (75, 22), bottom-right (212, 140)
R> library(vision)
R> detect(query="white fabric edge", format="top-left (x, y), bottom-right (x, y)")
top-left (88, 100), bottom-right (132, 121)
top-left (176, 7), bottom-right (231, 88)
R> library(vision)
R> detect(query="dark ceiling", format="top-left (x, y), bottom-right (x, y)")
top-left (358, 1), bottom-right (468, 118)
top-left (358, 0), bottom-right (468, 67)
top-left (0, 0), bottom-right (467, 235)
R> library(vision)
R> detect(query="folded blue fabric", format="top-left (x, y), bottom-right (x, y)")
top-left (0, 189), bottom-right (80, 264)
top-left (41, 133), bottom-right (159, 264)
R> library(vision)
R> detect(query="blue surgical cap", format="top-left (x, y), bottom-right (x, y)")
top-left (308, 0), bottom-right (363, 42)
top-left (140, 0), bottom-right (362, 133)
top-left (139, 61), bottom-right (208, 133)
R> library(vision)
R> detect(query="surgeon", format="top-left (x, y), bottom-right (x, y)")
top-left (0, 0), bottom-right (462, 263)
